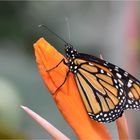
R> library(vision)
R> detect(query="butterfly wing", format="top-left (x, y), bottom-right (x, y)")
top-left (105, 62), bottom-right (140, 110)
top-left (125, 80), bottom-right (140, 109)
top-left (74, 53), bottom-right (140, 122)
top-left (73, 54), bottom-right (126, 123)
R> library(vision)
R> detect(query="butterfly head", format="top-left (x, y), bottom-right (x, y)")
top-left (65, 44), bottom-right (78, 59)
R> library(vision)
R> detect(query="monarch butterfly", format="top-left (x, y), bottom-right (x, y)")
top-left (40, 25), bottom-right (140, 123)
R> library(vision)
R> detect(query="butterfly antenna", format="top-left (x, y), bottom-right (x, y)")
top-left (65, 17), bottom-right (71, 43)
top-left (38, 24), bottom-right (68, 44)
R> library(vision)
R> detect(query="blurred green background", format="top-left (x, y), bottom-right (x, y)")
top-left (0, 1), bottom-right (140, 139)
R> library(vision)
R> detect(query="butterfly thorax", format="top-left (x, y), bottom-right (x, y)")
top-left (65, 44), bottom-right (78, 73)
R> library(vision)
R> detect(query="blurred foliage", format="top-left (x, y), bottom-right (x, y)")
top-left (0, 2), bottom-right (26, 40)
top-left (0, 1), bottom-right (39, 55)
top-left (0, 125), bottom-right (27, 139)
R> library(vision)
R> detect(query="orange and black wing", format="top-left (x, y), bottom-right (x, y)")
top-left (124, 79), bottom-right (140, 110)
top-left (73, 53), bottom-right (140, 123)
top-left (90, 55), bottom-right (140, 110)
top-left (74, 58), bottom-right (126, 123)
top-left (107, 65), bottom-right (140, 110)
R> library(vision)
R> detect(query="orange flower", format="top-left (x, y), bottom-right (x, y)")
top-left (34, 38), bottom-right (129, 140)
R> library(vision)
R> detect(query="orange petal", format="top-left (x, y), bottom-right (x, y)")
top-left (34, 38), bottom-right (112, 140)
top-left (116, 115), bottom-right (129, 140)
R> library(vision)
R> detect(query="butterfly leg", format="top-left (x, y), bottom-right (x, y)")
top-left (52, 71), bottom-right (70, 95)
top-left (46, 58), bottom-right (67, 72)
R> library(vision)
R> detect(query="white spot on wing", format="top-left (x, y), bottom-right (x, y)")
top-left (128, 100), bottom-right (132, 104)
top-left (135, 101), bottom-right (138, 105)
top-left (114, 79), bottom-right (118, 84)
top-left (115, 66), bottom-right (119, 71)
top-left (74, 66), bottom-right (78, 69)
top-left (107, 73), bottom-right (111, 77)
top-left (116, 73), bottom-right (122, 79)
top-left (96, 115), bottom-right (99, 118)
top-left (129, 79), bottom-right (133, 83)
top-left (100, 70), bottom-right (104, 73)
top-left (106, 118), bottom-right (109, 121)
top-left (127, 82), bottom-right (132, 87)
top-left (128, 91), bottom-right (133, 98)
top-left (118, 79), bottom-right (124, 85)
top-left (124, 72), bottom-right (128, 77)
top-left (100, 112), bottom-right (103, 115)
top-left (120, 89), bottom-right (123, 92)
top-left (126, 104), bottom-right (129, 108)
top-left (89, 63), bottom-right (94, 66)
